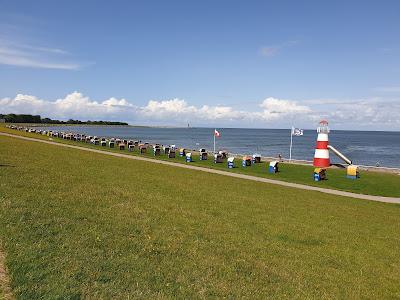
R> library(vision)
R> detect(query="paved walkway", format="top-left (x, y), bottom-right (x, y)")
top-left (1, 132), bottom-right (400, 204)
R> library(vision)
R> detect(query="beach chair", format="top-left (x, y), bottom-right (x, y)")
top-left (163, 146), bottom-right (170, 155)
top-left (153, 146), bottom-right (161, 156)
top-left (269, 161), bottom-right (279, 173)
top-left (314, 168), bottom-right (326, 181)
top-left (214, 153), bottom-right (223, 163)
top-left (168, 149), bottom-right (176, 158)
top-left (219, 150), bottom-right (228, 159)
top-left (139, 145), bottom-right (147, 154)
top-left (347, 165), bottom-right (359, 179)
top-left (227, 157), bottom-right (235, 168)
top-left (242, 156), bottom-right (252, 167)
top-left (199, 148), bottom-right (208, 160)
top-left (252, 154), bottom-right (261, 163)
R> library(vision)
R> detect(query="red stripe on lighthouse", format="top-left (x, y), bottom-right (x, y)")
top-left (316, 141), bottom-right (328, 149)
top-left (313, 157), bottom-right (331, 168)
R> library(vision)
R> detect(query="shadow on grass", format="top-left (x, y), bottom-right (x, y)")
top-left (331, 163), bottom-right (346, 169)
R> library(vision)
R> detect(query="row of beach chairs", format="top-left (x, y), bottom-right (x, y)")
top-left (7, 125), bottom-right (279, 172)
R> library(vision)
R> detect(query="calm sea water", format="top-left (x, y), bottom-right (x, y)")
top-left (39, 126), bottom-right (400, 168)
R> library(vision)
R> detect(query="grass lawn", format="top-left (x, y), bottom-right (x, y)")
top-left (1, 135), bottom-right (400, 298)
top-left (1, 125), bottom-right (399, 198)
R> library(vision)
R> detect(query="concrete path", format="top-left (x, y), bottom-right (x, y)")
top-left (1, 132), bottom-right (400, 204)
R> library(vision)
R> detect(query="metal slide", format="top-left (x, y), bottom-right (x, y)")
top-left (327, 145), bottom-right (352, 165)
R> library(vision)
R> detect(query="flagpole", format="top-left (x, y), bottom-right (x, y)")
top-left (213, 129), bottom-right (216, 154)
top-left (289, 126), bottom-right (293, 162)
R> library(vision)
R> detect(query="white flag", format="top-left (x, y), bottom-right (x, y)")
top-left (292, 127), bottom-right (303, 136)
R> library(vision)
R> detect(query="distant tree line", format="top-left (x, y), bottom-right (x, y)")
top-left (0, 114), bottom-right (128, 125)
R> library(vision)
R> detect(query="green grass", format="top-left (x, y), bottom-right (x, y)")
top-left (1, 125), bottom-right (399, 197)
top-left (1, 134), bottom-right (400, 298)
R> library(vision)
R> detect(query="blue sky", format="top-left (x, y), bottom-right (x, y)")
top-left (1, 0), bottom-right (399, 129)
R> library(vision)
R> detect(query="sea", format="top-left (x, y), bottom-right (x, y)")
top-left (38, 126), bottom-right (400, 168)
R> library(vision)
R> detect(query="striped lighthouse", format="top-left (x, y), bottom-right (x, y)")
top-left (313, 120), bottom-right (331, 168)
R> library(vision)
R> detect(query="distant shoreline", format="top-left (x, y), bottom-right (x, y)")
top-left (13, 123), bottom-right (400, 132)
top-left (23, 123), bottom-right (400, 133)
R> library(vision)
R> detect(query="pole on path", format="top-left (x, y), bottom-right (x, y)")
top-left (289, 126), bottom-right (293, 162)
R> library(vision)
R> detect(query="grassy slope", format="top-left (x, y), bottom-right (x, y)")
top-left (1, 125), bottom-right (399, 197)
top-left (1, 135), bottom-right (400, 298)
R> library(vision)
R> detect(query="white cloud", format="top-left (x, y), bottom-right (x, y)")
top-left (102, 97), bottom-right (131, 107)
top-left (0, 39), bottom-right (79, 70)
top-left (257, 97), bottom-right (311, 120)
top-left (0, 92), bottom-right (135, 121)
top-left (141, 99), bottom-right (197, 119)
top-left (326, 100), bottom-right (400, 126)
top-left (0, 92), bottom-right (399, 129)
top-left (140, 99), bottom-right (250, 121)
top-left (198, 105), bottom-right (247, 120)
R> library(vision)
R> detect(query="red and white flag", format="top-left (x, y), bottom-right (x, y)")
top-left (214, 129), bottom-right (221, 137)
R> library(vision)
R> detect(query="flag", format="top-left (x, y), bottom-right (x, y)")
top-left (291, 127), bottom-right (303, 136)
top-left (214, 129), bottom-right (221, 137)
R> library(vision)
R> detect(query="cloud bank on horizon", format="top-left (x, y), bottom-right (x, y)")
top-left (1, 92), bottom-right (399, 130)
